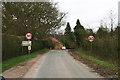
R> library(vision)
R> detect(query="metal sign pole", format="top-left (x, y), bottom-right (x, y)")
top-left (118, 1), bottom-right (120, 26)
top-left (88, 35), bottom-right (95, 52)
top-left (25, 32), bottom-right (32, 55)
top-left (118, 1), bottom-right (120, 78)
top-left (91, 43), bottom-right (92, 52)
top-left (28, 49), bottom-right (30, 54)
top-left (22, 46), bottom-right (23, 55)
top-left (28, 40), bottom-right (30, 55)
top-left (91, 43), bottom-right (93, 52)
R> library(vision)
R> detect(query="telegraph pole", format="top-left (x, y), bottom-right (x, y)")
top-left (118, 1), bottom-right (120, 79)
top-left (118, 1), bottom-right (120, 26)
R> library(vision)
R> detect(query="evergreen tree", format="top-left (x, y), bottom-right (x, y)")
top-left (74, 19), bottom-right (86, 48)
top-left (65, 22), bottom-right (71, 35)
top-left (64, 22), bottom-right (76, 48)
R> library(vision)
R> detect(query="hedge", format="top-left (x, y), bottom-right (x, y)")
top-left (2, 34), bottom-right (54, 61)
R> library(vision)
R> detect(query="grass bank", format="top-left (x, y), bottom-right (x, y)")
top-left (75, 50), bottom-right (117, 69)
top-left (2, 49), bottom-right (49, 72)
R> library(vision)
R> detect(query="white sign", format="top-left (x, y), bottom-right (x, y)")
top-left (88, 35), bottom-right (95, 43)
top-left (28, 46), bottom-right (31, 50)
top-left (22, 41), bottom-right (32, 46)
top-left (25, 32), bottom-right (32, 40)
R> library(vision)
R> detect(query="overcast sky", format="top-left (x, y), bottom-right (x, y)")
top-left (53, 0), bottom-right (119, 32)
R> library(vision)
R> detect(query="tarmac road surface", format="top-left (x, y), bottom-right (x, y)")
top-left (24, 50), bottom-right (102, 78)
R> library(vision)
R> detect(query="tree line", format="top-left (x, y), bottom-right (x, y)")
top-left (64, 19), bottom-right (118, 64)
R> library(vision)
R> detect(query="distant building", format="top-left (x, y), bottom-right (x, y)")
top-left (54, 42), bottom-right (63, 49)
top-left (50, 37), bottom-right (63, 49)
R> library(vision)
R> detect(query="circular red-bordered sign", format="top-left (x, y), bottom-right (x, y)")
top-left (25, 32), bottom-right (32, 40)
top-left (88, 35), bottom-right (95, 43)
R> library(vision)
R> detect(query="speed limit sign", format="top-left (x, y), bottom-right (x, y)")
top-left (25, 32), bottom-right (32, 40)
top-left (88, 35), bottom-right (95, 43)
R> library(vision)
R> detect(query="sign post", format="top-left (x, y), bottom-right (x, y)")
top-left (118, 1), bottom-right (120, 26)
top-left (118, 1), bottom-right (120, 78)
top-left (87, 35), bottom-right (95, 52)
top-left (22, 32), bottom-right (32, 54)
top-left (25, 32), bottom-right (32, 54)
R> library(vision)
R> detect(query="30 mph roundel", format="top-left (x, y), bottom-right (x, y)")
top-left (88, 35), bottom-right (95, 43)
top-left (25, 32), bottom-right (32, 40)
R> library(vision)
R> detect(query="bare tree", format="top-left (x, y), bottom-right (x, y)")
top-left (109, 10), bottom-right (117, 31)
top-left (100, 10), bottom-right (117, 31)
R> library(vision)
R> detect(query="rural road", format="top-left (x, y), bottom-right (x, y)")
top-left (24, 50), bottom-right (102, 78)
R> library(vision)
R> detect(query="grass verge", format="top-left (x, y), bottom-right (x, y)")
top-left (75, 51), bottom-right (117, 69)
top-left (2, 49), bottom-right (48, 72)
